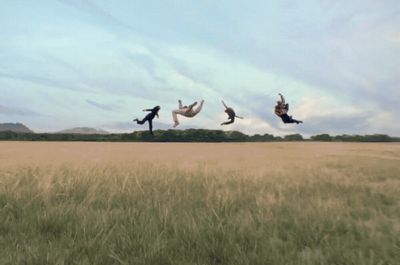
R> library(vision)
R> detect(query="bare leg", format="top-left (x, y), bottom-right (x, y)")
top-left (193, 100), bottom-right (204, 115)
top-left (186, 101), bottom-right (198, 113)
top-left (172, 110), bottom-right (180, 128)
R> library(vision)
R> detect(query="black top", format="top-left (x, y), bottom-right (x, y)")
top-left (225, 108), bottom-right (236, 119)
top-left (145, 106), bottom-right (160, 120)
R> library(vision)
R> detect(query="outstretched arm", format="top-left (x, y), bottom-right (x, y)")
top-left (178, 100), bottom-right (183, 109)
top-left (221, 100), bottom-right (228, 109)
top-left (143, 109), bottom-right (152, 112)
top-left (235, 115), bottom-right (244, 119)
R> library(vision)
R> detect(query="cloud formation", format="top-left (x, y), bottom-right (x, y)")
top-left (0, 0), bottom-right (398, 135)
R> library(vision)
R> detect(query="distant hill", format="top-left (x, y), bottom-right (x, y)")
top-left (57, 127), bottom-right (109, 135)
top-left (0, 123), bottom-right (33, 133)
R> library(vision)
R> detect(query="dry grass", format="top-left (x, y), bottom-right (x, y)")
top-left (0, 142), bottom-right (399, 264)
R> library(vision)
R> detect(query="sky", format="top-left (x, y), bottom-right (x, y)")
top-left (1, 0), bottom-right (399, 136)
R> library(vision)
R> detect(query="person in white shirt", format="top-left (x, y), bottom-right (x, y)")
top-left (172, 99), bottom-right (205, 128)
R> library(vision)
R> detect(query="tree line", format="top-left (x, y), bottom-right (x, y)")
top-left (0, 130), bottom-right (399, 142)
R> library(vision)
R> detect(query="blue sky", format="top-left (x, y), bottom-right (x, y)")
top-left (1, 0), bottom-right (399, 136)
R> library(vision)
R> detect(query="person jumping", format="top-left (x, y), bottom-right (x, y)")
top-left (172, 99), bottom-right (204, 128)
top-left (220, 100), bottom-right (243, 125)
top-left (274, 93), bottom-right (303, 124)
top-left (133, 105), bottom-right (161, 135)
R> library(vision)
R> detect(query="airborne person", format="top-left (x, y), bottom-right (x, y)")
top-left (220, 100), bottom-right (243, 125)
top-left (275, 93), bottom-right (303, 124)
top-left (172, 99), bottom-right (204, 128)
top-left (133, 105), bottom-right (161, 135)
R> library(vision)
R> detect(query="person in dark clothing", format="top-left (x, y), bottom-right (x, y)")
top-left (274, 93), bottom-right (303, 124)
top-left (221, 100), bottom-right (243, 125)
top-left (133, 106), bottom-right (161, 135)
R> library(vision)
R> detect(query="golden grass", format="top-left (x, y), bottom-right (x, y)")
top-left (0, 142), bottom-right (399, 264)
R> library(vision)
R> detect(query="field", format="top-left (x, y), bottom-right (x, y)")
top-left (0, 142), bottom-right (399, 265)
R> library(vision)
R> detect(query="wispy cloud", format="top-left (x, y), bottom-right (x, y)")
top-left (86, 99), bottom-right (121, 112)
top-left (0, 105), bottom-right (40, 116)
top-left (57, 0), bottom-right (137, 32)
top-left (1, 0), bottom-right (399, 135)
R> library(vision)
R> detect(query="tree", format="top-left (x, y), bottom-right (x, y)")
top-left (311, 134), bottom-right (332, 141)
top-left (284, 134), bottom-right (303, 141)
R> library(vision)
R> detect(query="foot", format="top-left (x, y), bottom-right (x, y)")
top-left (173, 122), bottom-right (179, 128)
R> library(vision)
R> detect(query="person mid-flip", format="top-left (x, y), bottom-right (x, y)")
top-left (220, 100), bottom-right (243, 125)
top-left (133, 105), bottom-right (161, 135)
top-left (275, 93), bottom-right (303, 124)
top-left (172, 99), bottom-right (204, 128)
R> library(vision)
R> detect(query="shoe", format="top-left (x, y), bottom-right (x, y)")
top-left (173, 122), bottom-right (179, 128)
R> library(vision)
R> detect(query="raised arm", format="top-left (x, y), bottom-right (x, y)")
top-left (178, 100), bottom-right (183, 109)
top-left (221, 100), bottom-right (228, 109)
top-left (278, 93), bottom-right (285, 105)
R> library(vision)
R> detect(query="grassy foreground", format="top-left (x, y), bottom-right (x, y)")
top-left (0, 159), bottom-right (399, 265)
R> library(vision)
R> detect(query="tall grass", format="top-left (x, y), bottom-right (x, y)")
top-left (0, 159), bottom-right (399, 265)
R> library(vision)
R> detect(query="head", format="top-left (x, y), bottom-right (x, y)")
top-left (277, 101), bottom-right (282, 105)
top-left (155, 106), bottom-right (161, 111)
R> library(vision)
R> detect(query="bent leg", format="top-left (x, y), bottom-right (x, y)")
top-left (291, 117), bottom-right (303, 124)
top-left (221, 118), bottom-right (234, 125)
top-left (136, 118), bottom-right (147, 125)
top-left (281, 114), bottom-right (302, 124)
top-left (193, 100), bottom-right (204, 115)
top-left (172, 110), bottom-right (180, 127)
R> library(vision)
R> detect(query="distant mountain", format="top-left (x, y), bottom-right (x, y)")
top-left (0, 123), bottom-right (33, 133)
top-left (57, 127), bottom-right (109, 135)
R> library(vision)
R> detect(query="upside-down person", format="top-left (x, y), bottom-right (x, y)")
top-left (220, 100), bottom-right (243, 125)
top-left (172, 99), bottom-right (204, 128)
top-left (274, 93), bottom-right (303, 124)
top-left (133, 105), bottom-right (161, 135)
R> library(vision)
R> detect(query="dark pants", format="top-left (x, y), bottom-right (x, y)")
top-left (136, 114), bottom-right (154, 134)
top-left (221, 117), bottom-right (235, 125)
top-left (280, 114), bottom-right (301, 124)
